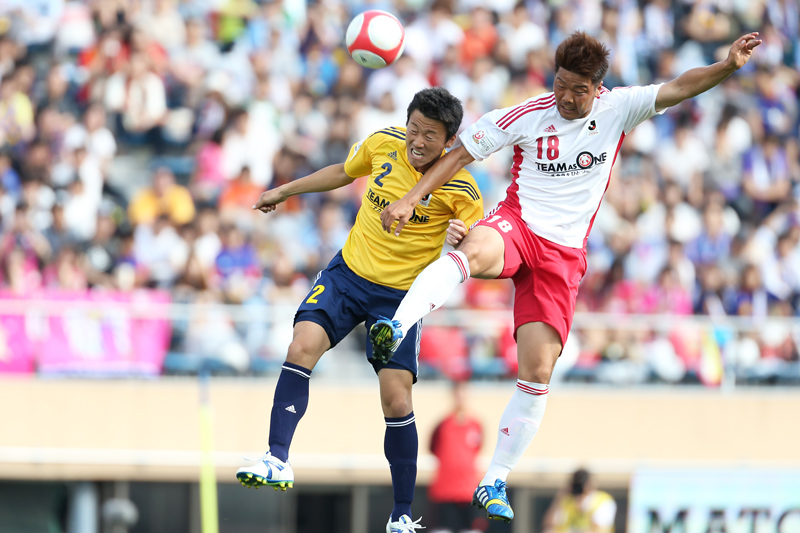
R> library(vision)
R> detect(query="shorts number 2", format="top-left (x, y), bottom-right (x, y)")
top-left (306, 284), bottom-right (325, 304)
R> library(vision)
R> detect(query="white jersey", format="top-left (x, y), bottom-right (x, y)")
top-left (461, 84), bottom-right (664, 248)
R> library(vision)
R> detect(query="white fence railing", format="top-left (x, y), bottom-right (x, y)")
top-left (1, 298), bottom-right (798, 386)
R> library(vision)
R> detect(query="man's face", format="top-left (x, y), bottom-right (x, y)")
top-left (405, 109), bottom-right (454, 174)
top-left (553, 68), bottom-right (602, 120)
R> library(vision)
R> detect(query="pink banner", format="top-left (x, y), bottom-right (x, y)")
top-left (0, 290), bottom-right (171, 376)
top-left (0, 293), bottom-right (34, 373)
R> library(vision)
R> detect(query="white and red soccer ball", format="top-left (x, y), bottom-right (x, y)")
top-left (345, 10), bottom-right (405, 69)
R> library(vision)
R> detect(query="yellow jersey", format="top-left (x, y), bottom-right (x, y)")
top-left (342, 127), bottom-right (484, 290)
top-left (551, 491), bottom-right (617, 533)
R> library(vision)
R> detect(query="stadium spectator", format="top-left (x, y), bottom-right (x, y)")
top-left (103, 52), bottom-right (167, 147)
top-left (128, 167), bottom-right (195, 226)
top-left (0, 70), bottom-right (35, 146)
top-left (428, 381), bottom-right (485, 533)
top-left (543, 468), bottom-right (617, 533)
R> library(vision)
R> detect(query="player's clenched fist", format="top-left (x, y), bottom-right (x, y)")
top-left (445, 219), bottom-right (468, 247)
top-left (253, 188), bottom-right (288, 214)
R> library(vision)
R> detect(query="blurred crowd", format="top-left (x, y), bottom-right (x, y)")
top-left (0, 0), bottom-right (798, 383)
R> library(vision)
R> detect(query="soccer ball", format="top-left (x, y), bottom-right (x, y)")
top-left (345, 10), bottom-right (405, 69)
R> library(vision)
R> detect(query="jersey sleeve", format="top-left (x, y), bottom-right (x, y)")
top-left (343, 137), bottom-right (372, 178)
top-left (442, 171), bottom-right (484, 226)
top-left (606, 84), bottom-right (665, 134)
top-left (459, 105), bottom-right (531, 162)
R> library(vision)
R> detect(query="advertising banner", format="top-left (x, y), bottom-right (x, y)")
top-left (0, 293), bottom-right (34, 373)
top-left (629, 468), bottom-right (800, 533)
top-left (0, 290), bottom-right (171, 376)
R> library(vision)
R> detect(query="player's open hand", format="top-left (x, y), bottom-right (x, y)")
top-left (445, 219), bottom-right (468, 247)
top-left (726, 32), bottom-right (761, 70)
top-left (253, 188), bottom-right (288, 214)
top-left (380, 196), bottom-right (416, 236)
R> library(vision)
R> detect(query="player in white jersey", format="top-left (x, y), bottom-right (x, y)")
top-left (370, 31), bottom-right (761, 522)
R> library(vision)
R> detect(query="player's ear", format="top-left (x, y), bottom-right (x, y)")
top-left (444, 135), bottom-right (457, 149)
top-left (594, 81), bottom-right (604, 97)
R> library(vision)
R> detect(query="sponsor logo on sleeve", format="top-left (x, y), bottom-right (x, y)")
top-left (348, 140), bottom-right (364, 161)
top-left (472, 130), bottom-right (495, 153)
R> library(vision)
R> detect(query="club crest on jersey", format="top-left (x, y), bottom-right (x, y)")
top-left (418, 193), bottom-right (431, 207)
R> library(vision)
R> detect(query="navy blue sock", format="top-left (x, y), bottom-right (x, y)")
top-left (384, 412), bottom-right (418, 521)
top-left (268, 362), bottom-right (311, 462)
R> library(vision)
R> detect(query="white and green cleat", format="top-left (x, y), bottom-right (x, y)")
top-left (236, 452), bottom-right (294, 491)
top-left (386, 514), bottom-right (424, 532)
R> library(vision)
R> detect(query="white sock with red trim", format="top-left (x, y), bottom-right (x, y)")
top-left (392, 251), bottom-right (470, 339)
top-left (481, 380), bottom-right (549, 485)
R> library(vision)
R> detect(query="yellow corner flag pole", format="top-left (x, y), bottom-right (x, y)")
top-left (199, 370), bottom-right (219, 533)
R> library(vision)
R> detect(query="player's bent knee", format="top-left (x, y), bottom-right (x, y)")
top-left (382, 394), bottom-right (413, 418)
top-left (285, 338), bottom-right (326, 370)
top-left (457, 227), bottom-right (504, 278)
top-left (524, 362), bottom-right (557, 384)
top-left (379, 385), bottom-right (413, 417)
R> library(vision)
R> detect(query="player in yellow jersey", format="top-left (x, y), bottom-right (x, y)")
top-left (235, 88), bottom-right (483, 533)
top-left (543, 469), bottom-right (617, 533)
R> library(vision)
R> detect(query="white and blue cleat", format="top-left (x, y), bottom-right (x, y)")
top-left (472, 479), bottom-right (514, 522)
top-left (236, 452), bottom-right (294, 491)
top-left (386, 514), bottom-right (425, 532)
top-left (369, 317), bottom-right (403, 364)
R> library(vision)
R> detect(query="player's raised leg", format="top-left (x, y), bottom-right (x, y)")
top-left (379, 368), bottom-right (424, 532)
top-left (236, 321), bottom-right (329, 490)
top-left (370, 225), bottom-right (505, 362)
top-left (473, 322), bottom-right (560, 522)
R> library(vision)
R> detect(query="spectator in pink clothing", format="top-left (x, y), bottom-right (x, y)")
top-left (191, 128), bottom-right (225, 206)
top-left (642, 267), bottom-right (693, 315)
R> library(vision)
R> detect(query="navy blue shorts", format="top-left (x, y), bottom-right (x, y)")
top-left (295, 252), bottom-right (421, 381)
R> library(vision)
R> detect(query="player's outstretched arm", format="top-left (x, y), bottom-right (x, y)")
top-left (655, 32), bottom-right (761, 110)
top-left (253, 163), bottom-right (354, 213)
top-left (381, 145), bottom-right (475, 235)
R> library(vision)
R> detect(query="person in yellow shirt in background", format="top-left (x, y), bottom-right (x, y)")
top-left (128, 167), bottom-right (195, 226)
top-left (0, 69), bottom-right (35, 147)
top-left (544, 468), bottom-right (617, 533)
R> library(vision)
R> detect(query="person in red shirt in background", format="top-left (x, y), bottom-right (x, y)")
top-left (428, 381), bottom-right (486, 533)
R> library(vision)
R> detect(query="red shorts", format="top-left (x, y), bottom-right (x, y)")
top-left (474, 203), bottom-right (587, 346)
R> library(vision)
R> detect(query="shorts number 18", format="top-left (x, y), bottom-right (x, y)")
top-left (487, 215), bottom-right (513, 233)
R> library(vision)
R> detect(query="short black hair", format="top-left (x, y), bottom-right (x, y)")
top-left (555, 31), bottom-right (610, 85)
top-left (406, 87), bottom-right (463, 140)
top-left (570, 468), bottom-right (591, 496)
